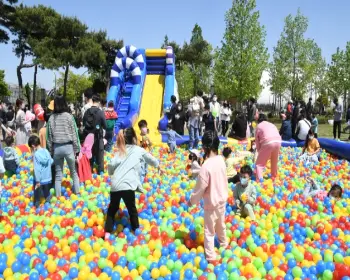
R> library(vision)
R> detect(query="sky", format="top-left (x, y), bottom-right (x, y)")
top-left (1, 0), bottom-right (350, 103)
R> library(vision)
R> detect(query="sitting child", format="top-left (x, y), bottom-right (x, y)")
top-left (3, 136), bottom-right (19, 177)
top-left (304, 178), bottom-right (342, 200)
top-left (158, 123), bottom-right (183, 153)
top-left (300, 130), bottom-right (320, 163)
top-left (188, 149), bottom-right (201, 178)
top-left (28, 135), bottom-right (53, 207)
top-left (233, 165), bottom-right (256, 220)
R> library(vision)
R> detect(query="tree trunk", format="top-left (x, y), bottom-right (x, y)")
top-left (33, 65), bottom-right (38, 108)
top-left (16, 49), bottom-right (35, 97)
top-left (63, 64), bottom-right (70, 98)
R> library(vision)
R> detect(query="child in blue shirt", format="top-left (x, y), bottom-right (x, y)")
top-left (28, 135), bottom-right (53, 207)
top-left (159, 123), bottom-right (183, 153)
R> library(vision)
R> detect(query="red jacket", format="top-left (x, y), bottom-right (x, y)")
top-left (105, 109), bottom-right (118, 120)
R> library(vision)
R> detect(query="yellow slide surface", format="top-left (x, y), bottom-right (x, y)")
top-left (135, 75), bottom-right (164, 144)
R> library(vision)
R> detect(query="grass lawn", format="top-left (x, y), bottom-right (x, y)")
top-left (271, 121), bottom-right (350, 141)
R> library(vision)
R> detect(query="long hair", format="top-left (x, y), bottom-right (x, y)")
top-left (117, 127), bottom-right (137, 157)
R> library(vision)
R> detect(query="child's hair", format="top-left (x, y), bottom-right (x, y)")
top-left (204, 104), bottom-right (210, 110)
top-left (240, 165), bottom-right (253, 177)
top-left (138, 119), bottom-right (148, 129)
top-left (5, 136), bottom-right (14, 147)
top-left (257, 113), bottom-right (267, 123)
top-left (202, 130), bottom-right (220, 153)
top-left (327, 184), bottom-right (342, 198)
top-left (189, 153), bottom-right (197, 162)
top-left (108, 100), bottom-right (114, 108)
top-left (117, 127), bottom-right (137, 157)
top-left (28, 135), bottom-right (41, 147)
top-left (92, 94), bottom-right (100, 103)
top-left (222, 147), bottom-right (232, 159)
top-left (249, 140), bottom-right (256, 152)
top-left (167, 123), bottom-right (173, 130)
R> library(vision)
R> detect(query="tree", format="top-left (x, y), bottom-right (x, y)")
top-left (327, 47), bottom-right (348, 109)
top-left (0, 70), bottom-right (10, 98)
top-left (11, 5), bottom-right (60, 91)
top-left (214, 0), bottom-right (269, 101)
top-left (271, 9), bottom-right (322, 100)
top-left (0, 0), bottom-right (17, 43)
top-left (56, 71), bottom-right (93, 103)
top-left (182, 24), bottom-right (212, 94)
top-left (32, 15), bottom-right (105, 97)
top-left (88, 31), bottom-right (123, 94)
top-left (176, 65), bottom-right (194, 102)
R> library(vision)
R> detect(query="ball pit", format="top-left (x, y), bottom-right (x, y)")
top-left (0, 142), bottom-right (349, 280)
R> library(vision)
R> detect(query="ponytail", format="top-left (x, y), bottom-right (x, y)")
top-left (117, 129), bottom-right (126, 156)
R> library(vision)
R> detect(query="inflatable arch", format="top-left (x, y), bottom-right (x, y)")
top-left (116, 45), bottom-right (145, 70)
top-left (110, 57), bottom-right (141, 86)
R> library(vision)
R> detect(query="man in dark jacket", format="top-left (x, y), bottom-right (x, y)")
top-left (292, 101), bottom-right (300, 138)
top-left (229, 113), bottom-right (247, 140)
top-left (280, 113), bottom-right (292, 141)
top-left (83, 95), bottom-right (107, 173)
top-left (306, 98), bottom-right (313, 115)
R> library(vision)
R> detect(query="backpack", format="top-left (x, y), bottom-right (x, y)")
top-left (84, 108), bottom-right (101, 136)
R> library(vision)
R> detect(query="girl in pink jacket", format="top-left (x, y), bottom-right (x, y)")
top-left (255, 114), bottom-right (281, 180)
top-left (188, 131), bottom-right (228, 263)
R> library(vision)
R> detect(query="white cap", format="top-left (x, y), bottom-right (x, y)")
top-left (190, 149), bottom-right (200, 158)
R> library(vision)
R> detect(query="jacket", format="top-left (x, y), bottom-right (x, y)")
top-left (279, 120), bottom-right (292, 141)
top-left (108, 145), bottom-right (159, 192)
top-left (255, 121), bottom-right (281, 151)
top-left (233, 181), bottom-right (257, 206)
top-left (3, 147), bottom-right (19, 171)
top-left (33, 148), bottom-right (53, 185)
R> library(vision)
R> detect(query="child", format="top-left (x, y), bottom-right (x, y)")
top-left (39, 110), bottom-right (50, 149)
top-left (304, 178), bottom-right (342, 200)
top-left (233, 165), bottom-right (257, 221)
top-left (311, 113), bottom-right (318, 138)
top-left (78, 134), bottom-right (94, 183)
top-left (300, 129), bottom-right (320, 163)
top-left (28, 135), bottom-right (53, 207)
top-left (104, 128), bottom-right (161, 240)
top-left (188, 131), bottom-right (228, 264)
top-left (202, 104), bottom-right (216, 132)
top-left (3, 136), bottom-right (19, 177)
top-left (104, 101), bottom-right (118, 151)
top-left (138, 119), bottom-right (152, 151)
top-left (158, 123), bottom-right (183, 153)
top-left (188, 149), bottom-right (201, 178)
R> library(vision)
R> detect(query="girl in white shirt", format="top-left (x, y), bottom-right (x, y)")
top-left (220, 102), bottom-right (232, 136)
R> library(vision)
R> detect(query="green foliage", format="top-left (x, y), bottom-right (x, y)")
top-left (31, 15), bottom-right (105, 97)
top-left (0, 70), bottom-right (10, 97)
top-left (56, 71), bottom-right (93, 103)
top-left (326, 47), bottom-right (346, 99)
top-left (176, 65), bottom-right (194, 102)
top-left (271, 9), bottom-right (324, 100)
top-left (182, 24), bottom-right (212, 94)
top-left (88, 31), bottom-right (123, 94)
top-left (214, 0), bottom-right (269, 101)
top-left (0, 0), bottom-right (18, 43)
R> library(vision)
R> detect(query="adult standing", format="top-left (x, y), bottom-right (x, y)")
top-left (46, 95), bottom-right (80, 196)
top-left (172, 102), bottom-right (186, 135)
top-left (295, 112), bottom-right (311, 142)
top-left (291, 101), bottom-right (300, 138)
top-left (81, 88), bottom-right (94, 118)
top-left (168, 95), bottom-right (177, 122)
top-left (333, 98), bottom-right (343, 140)
top-left (210, 94), bottom-right (221, 133)
top-left (83, 95), bottom-right (106, 174)
top-left (188, 90), bottom-right (204, 149)
top-left (220, 101), bottom-right (231, 136)
top-left (6, 105), bottom-right (15, 130)
top-left (287, 100), bottom-right (293, 116)
top-left (306, 98), bottom-right (313, 116)
top-left (247, 98), bottom-right (257, 136)
top-left (15, 99), bottom-right (30, 145)
top-left (0, 103), bottom-right (7, 141)
top-left (255, 114), bottom-right (281, 181)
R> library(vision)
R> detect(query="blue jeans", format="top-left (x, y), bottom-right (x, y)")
top-left (168, 142), bottom-right (176, 153)
top-left (33, 183), bottom-right (51, 207)
top-left (53, 143), bottom-right (80, 196)
top-left (189, 126), bottom-right (199, 149)
top-left (105, 130), bottom-right (114, 152)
